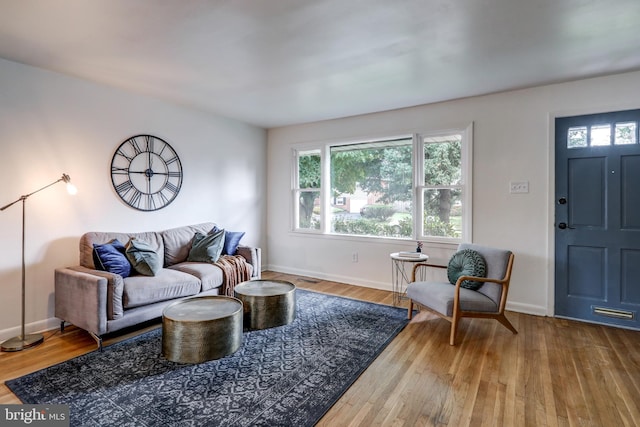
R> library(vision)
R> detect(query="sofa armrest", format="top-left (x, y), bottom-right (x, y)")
top-left (55, 267), bottom-right (110, 337)
top-left (236, 246), bottom-right (262, 279)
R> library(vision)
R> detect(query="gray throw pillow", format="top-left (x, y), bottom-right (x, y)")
top-left (187, 229), bottom-right (225, 263)
top-left (125, 238), bottom-right (162, 276)
top-left (447, 249), bottom-right (487, 290)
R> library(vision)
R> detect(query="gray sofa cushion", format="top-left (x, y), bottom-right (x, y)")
top-left (169, 262), bottom-right (225, 292)
top-left (161, 222), bottom-right (216, 267)
top-left (406, 281), bottom-right (498, 317)
top-left (123, 268), bottom-right (201, 309)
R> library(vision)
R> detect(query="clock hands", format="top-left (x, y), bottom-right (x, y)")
top-left (127, 171), bottom-right (173, 176)
top-left (112, 135), bottom-right (182, 211)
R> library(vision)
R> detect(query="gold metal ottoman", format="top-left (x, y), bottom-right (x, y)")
top-left (162, 296), bottom-right (243, 364)
top-left (234, 280), bottom-right (296, 330)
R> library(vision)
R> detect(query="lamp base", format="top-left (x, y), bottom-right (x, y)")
top-left (1, 333), bottom-right (44, 352)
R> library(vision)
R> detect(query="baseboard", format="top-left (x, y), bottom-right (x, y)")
top-left (267, 264), bottom-right (392, 292)
top-left (505, 301), bottom-right (547, 316)
top-left (268, 264), bottom-right (547, 317)
top-left (0, 317), bottom-right (60, 343)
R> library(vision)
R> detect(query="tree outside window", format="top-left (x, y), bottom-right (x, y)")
top-left (293, 128), bottom-right (469, 242)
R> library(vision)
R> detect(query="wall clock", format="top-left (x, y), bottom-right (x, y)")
top-left (111, 134), bottom-right (183, 211)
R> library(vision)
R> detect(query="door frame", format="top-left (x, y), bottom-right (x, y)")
top-left (547, 103), bottom-right (640, 320)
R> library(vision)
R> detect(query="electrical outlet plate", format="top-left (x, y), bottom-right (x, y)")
top-left (510, 181), bottom-right (529, 194)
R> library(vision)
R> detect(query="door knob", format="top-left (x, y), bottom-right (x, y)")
top-left (558, 222), bottom-right (567, 229)
top-left (558, 197), bottom-right (567, 205)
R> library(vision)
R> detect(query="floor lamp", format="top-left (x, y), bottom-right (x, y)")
top-left (0, 173), bottom-right (77, 352)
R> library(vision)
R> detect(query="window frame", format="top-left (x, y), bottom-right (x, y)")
top-left (415, 124), bottom-right (473, 244)
top-left (291, 123), bottom-right (473, 244)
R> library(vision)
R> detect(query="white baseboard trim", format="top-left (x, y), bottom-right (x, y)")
top-left (268, 264), bottom-right (547, 317)
top-left (505, 301), bottom-right (547, 316)
top-left (267, 264), bottom-right (392, 292)
top-left (0, 317), bottom-right (60, 343)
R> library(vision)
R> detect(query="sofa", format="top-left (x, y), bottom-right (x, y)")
top-left (54, 222), bottom-right (261, 350)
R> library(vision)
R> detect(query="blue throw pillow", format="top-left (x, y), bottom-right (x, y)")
top-left (223, 230), bottom-right (245, 255)
top-left (125, 238), bottom-right (162, 276)
top-left (93, 239), bottom-right (132, 278)
top-left (188, 229), bottom-right (226, 263)
top-left (211, 226), bottom-right (245, 255)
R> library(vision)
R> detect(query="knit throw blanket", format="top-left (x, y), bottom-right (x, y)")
top-left (215, 255), bottom-right (251, 296)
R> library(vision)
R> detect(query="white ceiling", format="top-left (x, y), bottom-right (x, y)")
top-left (1, 0), bottom-right (639, 128)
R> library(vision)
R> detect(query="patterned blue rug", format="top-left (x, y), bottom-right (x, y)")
top-left (6, 289), bottom-right (408, 426)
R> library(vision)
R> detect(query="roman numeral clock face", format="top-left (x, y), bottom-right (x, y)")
top-left (111, 135), bottom-right (183, 211)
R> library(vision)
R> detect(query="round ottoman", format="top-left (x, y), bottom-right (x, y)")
top-left (234, 280), bottom-right (296, 330)
top-left (162, 296), bottom-right (243, 364)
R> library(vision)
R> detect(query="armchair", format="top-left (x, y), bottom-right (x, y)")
top-left (406, 243), bottom-right (517, 345)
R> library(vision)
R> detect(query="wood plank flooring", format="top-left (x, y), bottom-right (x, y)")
top-left (1, 271), bottom-right (639, 426)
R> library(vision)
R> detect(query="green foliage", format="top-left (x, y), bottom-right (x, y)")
top-left (330, 149), bottom-right (374, 195)
top-left (361, 145), bottom-right (413, 203)
top-left (423, 140), bottom-right (462, 224)
top-left (395, 217), bottom-right (413, 236)
top-left (332, 216), bottom-right (412, 238)
top-left (424, 216), bottom-right (458, 238)
top-left (298, 152), bottom-right (321, 189)
top-left (424, 140), bottom-right (461, 186)
top-left (360, 204), bottom-right (396, 220)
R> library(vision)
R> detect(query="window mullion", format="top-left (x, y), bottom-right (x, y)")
top-left (320, 145), bottom-right (331, 234)
top-left (414, 133), bottom-right (424, 239)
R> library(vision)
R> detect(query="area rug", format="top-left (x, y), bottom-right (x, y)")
top-left (6, 289), bottom-right (408, 426)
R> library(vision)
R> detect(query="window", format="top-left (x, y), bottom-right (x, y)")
top-left (419, 134), bottom-right (463, 239)
top-left (294, 149), bottom-right (321, 231)
top-left (292, 125), bottom-right (472, 243)
top-left (567, 121), bottom-right (638, 148)
top-left (330, 138), bottom-right (413, 238)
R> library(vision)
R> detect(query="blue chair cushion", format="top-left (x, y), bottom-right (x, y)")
top-left (447, 249), bottom-right (487, 290)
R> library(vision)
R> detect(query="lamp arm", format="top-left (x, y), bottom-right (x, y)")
top-left (0, 176), bottom-right (67, 211)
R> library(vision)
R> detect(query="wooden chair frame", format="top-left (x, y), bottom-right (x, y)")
top-left (407, 253), bottom-right (517, 345)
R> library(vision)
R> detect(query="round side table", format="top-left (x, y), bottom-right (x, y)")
top-left (390, 252), bottom-right (428, 306)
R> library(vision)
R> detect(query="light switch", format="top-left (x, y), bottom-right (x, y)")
top-left (510, 181), bottom-right (529, 194)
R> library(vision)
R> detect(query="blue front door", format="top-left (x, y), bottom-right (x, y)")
top-left (555, 109), bottom-right (640, 329)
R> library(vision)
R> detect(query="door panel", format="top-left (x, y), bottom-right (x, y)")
top-left (621, 155), bottom-right (640, 228)
top-left (568, 157), bottom-right (605, 227)
top-left (556, 109), bottom-right (640, 329)
top-left (621, 249), bottom-right (640, 304)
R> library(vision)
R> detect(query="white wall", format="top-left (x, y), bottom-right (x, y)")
top-left (267, 70), bottom-right (640, 316)
top-left (0, 58), bottom-right (267, 341)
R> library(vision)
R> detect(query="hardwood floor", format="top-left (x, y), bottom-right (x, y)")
top-left (1, 271), bottom-right (639, 426)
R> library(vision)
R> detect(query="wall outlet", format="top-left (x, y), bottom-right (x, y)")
top-left (509, 181), bottom-right (529, 194)
top-left (352, 252), bottom-right (358, 263)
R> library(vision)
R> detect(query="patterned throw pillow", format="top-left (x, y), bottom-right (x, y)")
top-left (447, 249), bottom-right (487, 290)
